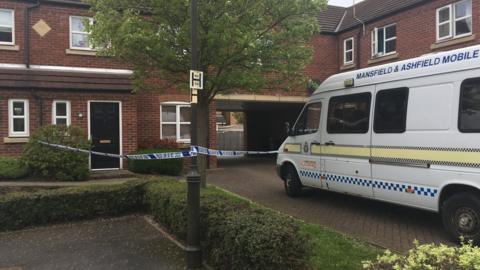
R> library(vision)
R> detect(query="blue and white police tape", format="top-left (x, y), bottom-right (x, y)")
top-left (38, 141), bottom-right (278, 160)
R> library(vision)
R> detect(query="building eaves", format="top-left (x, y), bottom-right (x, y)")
top-left (335, 0), bottom-right (429, 33)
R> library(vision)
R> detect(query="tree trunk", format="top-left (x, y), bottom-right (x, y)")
top-left (196, 93), bottom-right (209, 188)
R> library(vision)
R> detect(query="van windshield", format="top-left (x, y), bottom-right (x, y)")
top-left (293, 102), bottom-right (322, 135)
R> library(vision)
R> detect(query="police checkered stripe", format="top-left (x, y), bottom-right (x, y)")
top-left (325, 174), bottom-right (372, 187)
top-left (299, 170), bottom-right (321, 179)
top-left (318, 171), bottom-right (439, 198)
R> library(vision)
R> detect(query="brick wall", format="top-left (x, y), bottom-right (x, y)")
top-left (332, 0), bottom-right (480, 76)
top-left (0, 0), bottom-right (128, 69)
top-left (0, 89), bottom-right (137, 166)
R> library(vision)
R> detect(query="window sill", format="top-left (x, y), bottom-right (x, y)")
top-left (368, 53), bottom-right (399, 65)
top-left (177, 143), bottom-right (191, 149)
top-left (4, 137), bottom-right (29, 144)
top-left (431, 34), bottom-right (476, 50)
top-left (0, 44), bottom-right (20, 51)
top-left (340, 63), bottom-right (356, 71)
top-left (66, 49), bottom-right (97, 56)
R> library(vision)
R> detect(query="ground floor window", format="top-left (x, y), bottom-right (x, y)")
top-left (160, 103), bottom-right (191, 142)
top-left (52, 100), bottom-right (71, 126)
top-left (8, 99), bottom-right (29, 137)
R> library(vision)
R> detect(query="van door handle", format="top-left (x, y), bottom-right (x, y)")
top-left (325, 141), bottom-right (335, 146)
top-left (311, 141), bottom-right (321, 146)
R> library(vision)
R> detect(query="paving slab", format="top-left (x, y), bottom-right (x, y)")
top-left (0, 216), bottom-right (186, 270)
top-left (208, 157), bottom-right (455, 253)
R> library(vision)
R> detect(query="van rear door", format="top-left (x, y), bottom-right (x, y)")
top-left (321, 87), bottom-right (374, 198)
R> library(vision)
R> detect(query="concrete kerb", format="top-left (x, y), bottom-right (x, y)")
top-left (144, 216), bottom-right (213, 270)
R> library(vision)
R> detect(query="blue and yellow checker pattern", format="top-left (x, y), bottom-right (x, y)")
top-left (299, 170), bottom-right (439, 198)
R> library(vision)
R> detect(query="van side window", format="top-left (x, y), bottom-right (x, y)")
top-left (374, 88), bottom-right (409, 133)
top-left (294, 102), bottom-right (322, 135)
top-left (327, 93), bottom-right (371, 134)
top-left (459, 79), bottom-right (480, 133)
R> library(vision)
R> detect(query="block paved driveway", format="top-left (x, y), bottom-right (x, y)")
top-left (208, 157), bottom-right (455, 252)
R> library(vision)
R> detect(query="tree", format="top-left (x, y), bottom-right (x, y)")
top-left (87, 0), bottom-right (325, 185)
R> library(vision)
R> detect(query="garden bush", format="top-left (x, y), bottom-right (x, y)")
top-left (0, 156), bottom-right (29, 179)
top-left (21, 125), bottom-right (91, 181)
top-left (144, 180), bottom-right (311, 270)
top-left (128, 139), bottom-right (184, 175)
top-left (363, 241), bottom-right (480, 270)
top-left (0, 181), bottom-right (147, 231)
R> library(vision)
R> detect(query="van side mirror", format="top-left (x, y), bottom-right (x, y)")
top-left (285, 122), bottom-right (294, 136)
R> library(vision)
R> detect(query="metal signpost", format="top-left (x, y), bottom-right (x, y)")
top-left (186, 0), bottom-right (202, 268)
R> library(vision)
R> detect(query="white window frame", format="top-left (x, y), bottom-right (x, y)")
top-left (436, 5), bottom-right (453, 41)
top-left (371, 23), bottom-right (397, 58)
top-left (160, 102), bottom-right (191, 143)
top-left (8, 99), bottom-right (29, 137)
top-left (343, 37), bottom-right (354, 65)
top-left (436, 0), bottom-right (472, 41)
top-left (0, 9), bottom-right (15, 45)
top-left (69, 16), bottom-right (94, 51)
top-left (52, 100), bottom-right (71, 126)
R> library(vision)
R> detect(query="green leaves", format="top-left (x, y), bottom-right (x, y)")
top-left (21, 125), bottom-right (91, 181)
top-left (86, 0), bottom-right (325, 97)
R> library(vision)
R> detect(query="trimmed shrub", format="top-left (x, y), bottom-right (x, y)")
top-left (128, 149), bottom-right (183, 176)
top-left (0, 181), bottom-right (147, 231)
top-left (0, 156), bottom-right (30, 179)
top-left (21, 125), bottom-right (91, 181)
top-left (138, 139), bottom-right (179, 150)
top-left (144, 180), bottom-right (311, 270)
top-left (363, 241), bottom-right (480, 270)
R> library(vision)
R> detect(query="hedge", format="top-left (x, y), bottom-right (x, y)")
top-left (0, 156), bottom-right (30, 180)
top-left (128, 149), bottom-right (183, 176)
top-left (0, 181), bottom-right (146, 231)
top-left (144, 180), bottom-right (311, 270)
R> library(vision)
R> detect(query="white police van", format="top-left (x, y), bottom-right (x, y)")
top-left (277, 45), bottom-right (480, 244)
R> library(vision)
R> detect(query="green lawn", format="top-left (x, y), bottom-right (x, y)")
top-left (209, 185), bottom-right (381, 270)
top-left (301, 223), bottom-right (380, 270)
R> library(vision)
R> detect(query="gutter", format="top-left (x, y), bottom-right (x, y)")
top-left (25, 1), bottom-right (42, 127)
top-left (352, 2), bottom-right (365, 69)
top-left (24, 0), bottom-right (40, 68)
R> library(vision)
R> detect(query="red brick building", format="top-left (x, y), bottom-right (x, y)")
top-left (0, 0), bottom-right (478, 170)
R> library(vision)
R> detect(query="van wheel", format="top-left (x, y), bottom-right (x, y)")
top-left (284, 165), bottom-right (303, 197)
top-left (442, 192), bottom-right (480, 245)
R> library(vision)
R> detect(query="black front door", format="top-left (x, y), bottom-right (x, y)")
top-left (90, 102), bottom-right (120, 170)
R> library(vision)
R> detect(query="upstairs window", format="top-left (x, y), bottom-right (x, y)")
top-left (70, 16), bottom-right (93, 50)
top-left (161, 103), bottom-right (191, 143)
top-left (8, 99), bottom-right (29, 137)
top-left (0, 9), bottom-right (14, 45)
top-left (372, 24), bottom-right (396, 58)
top-left (344, 38), bottom-right (354, 65)
top-left (52, 101), bottom-right (71, 126)
top-left (437, 0), bottom-right (472, 41)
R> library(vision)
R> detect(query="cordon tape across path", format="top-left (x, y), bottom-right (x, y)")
top-left (38, 141), bottom-right (278, 160)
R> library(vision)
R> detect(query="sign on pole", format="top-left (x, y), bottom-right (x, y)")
top-left (190, 70), bottom-right (203, 90)
top-left (190, 70), bottom-right (203, 104)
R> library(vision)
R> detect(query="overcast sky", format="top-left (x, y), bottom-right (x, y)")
top-left (328, 0), bottom-right (357, 7)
